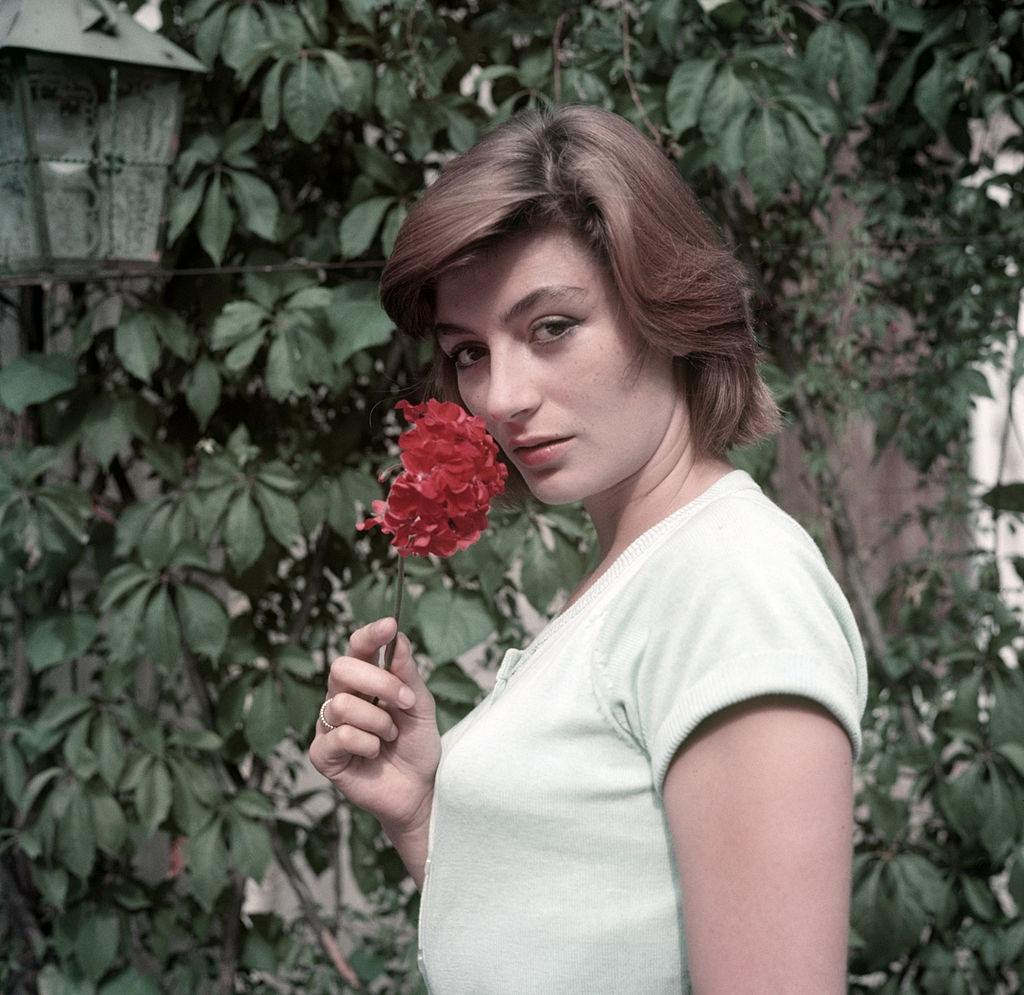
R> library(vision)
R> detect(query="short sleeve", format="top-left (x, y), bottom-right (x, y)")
top-left (589, 494), bottom-right (868, 796)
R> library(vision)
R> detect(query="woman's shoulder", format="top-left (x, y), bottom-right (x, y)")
top-left (635, 479), bottom-right (832, 592)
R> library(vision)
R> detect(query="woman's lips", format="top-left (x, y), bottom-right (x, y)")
top-left (513, 437), bottom-right (572, 468)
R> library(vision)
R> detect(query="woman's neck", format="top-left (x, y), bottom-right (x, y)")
top-left (562, 454), bottom-right (734, 613)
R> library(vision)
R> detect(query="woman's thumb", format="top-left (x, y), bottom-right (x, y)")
top-left (385, 630), bottom-right (429, 697)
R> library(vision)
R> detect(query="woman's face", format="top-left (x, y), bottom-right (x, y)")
top-left (433, 227), bottom-right (692, 510)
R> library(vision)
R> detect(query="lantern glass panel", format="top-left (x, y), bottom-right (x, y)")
top-left (1, 52), bottom-right (183, 276)
top-left (0, 63), bottom-right (41, 267)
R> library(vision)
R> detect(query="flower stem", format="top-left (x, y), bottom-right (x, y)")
top-left (382, 556), bottom-right (405, 671)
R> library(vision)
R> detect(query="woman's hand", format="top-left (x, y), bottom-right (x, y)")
top-left (309, 617), bottom-right (441, 836)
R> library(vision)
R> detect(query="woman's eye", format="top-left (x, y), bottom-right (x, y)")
top-left (448, 343), bottom-right (486, 369)
top-left (532, 318), bottom-right (579, 343)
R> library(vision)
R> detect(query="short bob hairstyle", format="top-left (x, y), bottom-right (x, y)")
top-left (380, 103), bottom-right (781, 481)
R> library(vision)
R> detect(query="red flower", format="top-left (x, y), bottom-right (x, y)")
top-left (356, 399), bottom-right (508, 557)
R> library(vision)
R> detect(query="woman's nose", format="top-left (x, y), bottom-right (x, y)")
top-left (480, 346), bottom-right (541, 427)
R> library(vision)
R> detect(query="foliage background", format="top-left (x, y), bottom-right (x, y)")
top-left (2, 0), bottom-right (1024, 992)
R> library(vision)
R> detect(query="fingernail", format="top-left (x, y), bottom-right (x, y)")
top-left (386, 723), bottom-right (399, 741)
top-left (397, 686), bottom-right (415, 708)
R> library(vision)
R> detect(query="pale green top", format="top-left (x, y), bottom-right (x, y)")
top-left (416, 469), bottom-right (867, 994)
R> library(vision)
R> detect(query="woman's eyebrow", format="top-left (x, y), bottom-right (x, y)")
top-left (434, 284), bottom-right (588, 342)
top-left (500, 284), bottom-right (587, 323)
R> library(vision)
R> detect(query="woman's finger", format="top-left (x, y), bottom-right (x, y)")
top-left (346, 616), bottom-right (399, 663)
top-left (322, 724), bottom-right (385, 760)
top-left (319, 692), bottom-right (399, 742)
top-left (327, 651), bottom-right (417, 708)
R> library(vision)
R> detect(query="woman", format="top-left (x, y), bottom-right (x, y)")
top-left (309, 105), bottom-right (867, 994)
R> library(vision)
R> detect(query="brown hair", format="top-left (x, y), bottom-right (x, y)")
top-left (380, 103), bottom-right (781, 490)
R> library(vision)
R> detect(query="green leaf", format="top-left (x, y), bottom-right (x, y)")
top-left (176, 132), bottom-right (220, 183)
top-left (962, 874), bottom-right (998, 921)
top-left (58, 782), bottom-right (96, 879)
top-left (221, 3), bottom-right (266, 72)
top-left (778, 90), bottom-right (841, 135)
top-left (142, 585), bottom-right (181, 671)
top-left (225, 490), bottom-right (265, 571)
top-left (520, 528), bottom-right (586, 614)
top-left (169, 759), bottom-right (210, 835)
top-left (980, 765), bottom-right (1017, 862)
top-left (192, 0), bottom-right (228, 68)
top-left (62, 712), bottom-right (96, 780)
top-left (283, 57), bottom-right (335, 142)
top-left (98, 968), bottom-right (161, 995)
top-left (151, 309), bottom-right (194, 361)
top-left (175, 584), bottom-right (229, 659)
top-left (375, 65), bottom-right (411, 121)
top-left (261, 58), bottom-right (285, 130)
top-left (144, 441), bottom-right (185, 485)
top-left (253, 480), bottom-right (302, 547)
top-left (185, 356), bottom-right (221, 429)
top-left (699, 64), bottom-right (752, 139)
top-left (339, 196), bottom-right (396, 258)
top-left (231, 788), bottom-right (275, 820)
top-left (0, 353), bottom-right (77, 414)
top-left (191, 483), bottom-right (235, 544)
top-left (416, 586), bottom-right (493, 664)
top-left (341, 0), bottom-right (375, 30)
top-left (115, 310), bottom-right (161, 384)
top-left (264, 331), bottom-right (305, 400)
top-left (445, 108), bottom-right (477, 152)
top-left (715, 108), bottom-right (749, 179)
top-left (244, 677), bottom-right (289, 757)
top-left (19, 766), bottom-right (62, 818)
top-left (91, 793), bottom-right (127, 855)
top-left (106, 578), bottom-right (156, 662)
top-left (783, 110), bottom-right (825, 188)
top-left (167, 177), bottom-right (207, 243)
top-left (224, 329), bottom-right (266, 372)
top-left (30, 867), bottom-right (69, 911)
top-left (198, 172), bottom-right (233, 265)
top-left (805, 22), bottom-right (877, 120)
top-left (322, 49), bottom-right (360, 112)
top-left (328, 287), bottom-right (395, 366)
top-left (981, 483), bottom-right (1024, 513)
top-left (914, 50), bottom-right (958, 133)
top-left (255, 459), bottom-right (302, 492)
top-left (666, 58), bottom-right (717, 135)
top-left (228, 814), bottom-right (273, 880)
top-left (210, 300), bottom-right (267, 349)
top-left (25, 612), bottom-right (97, 673)
top-left (136, 500), bottom-right (178, 570)
top-left (222, 118), bottom-right (264, 160)
top-left (282, 672), bottom-right (322, 735)
top-left (380, 201), bottom-right (408, 257)
top-left (93, 712), bottom-right (125, 790)
top-left (426, 662), bottom-right (483, 705)
top-left (75, 906), bottom-right (119, 982)
top-left (135, 760), bottom-right (173, 834)
top-left (229, 170), bottom-right (279, 241)
top-left (996, 742), bottom-right (1024, 780)
top-left (743, 108), bottom-right (791, 202)
top-left (184, 817), bottom-right (229, 912)
top-left (352, 142), bottom-right (405, 191)
top-left (1, 739), bottom-right (26, 806)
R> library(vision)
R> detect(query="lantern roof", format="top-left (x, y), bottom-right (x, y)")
top-left (0, 0), bottom-right (207, 74)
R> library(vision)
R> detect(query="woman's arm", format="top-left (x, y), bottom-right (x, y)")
top-left (379, 794), bottom-right (433, 891)
top-left (662, 694), bottom-right (855, 995)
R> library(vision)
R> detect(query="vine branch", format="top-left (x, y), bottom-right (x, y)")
top-left (270, 834), bottom-right (362, 990)
top-left (552, 12), bottom-right (569, 104)
top-left (620, 2), bottom-right (663, 147)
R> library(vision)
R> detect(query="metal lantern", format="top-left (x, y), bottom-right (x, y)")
top-left (0, 0), bottom-right (205, 280)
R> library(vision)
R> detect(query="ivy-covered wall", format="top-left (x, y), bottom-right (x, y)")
top-left (2, 1), bottom-right (1024, 993)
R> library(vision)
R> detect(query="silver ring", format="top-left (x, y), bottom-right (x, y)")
top-left (319, 698), bottom-right (337, 732)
